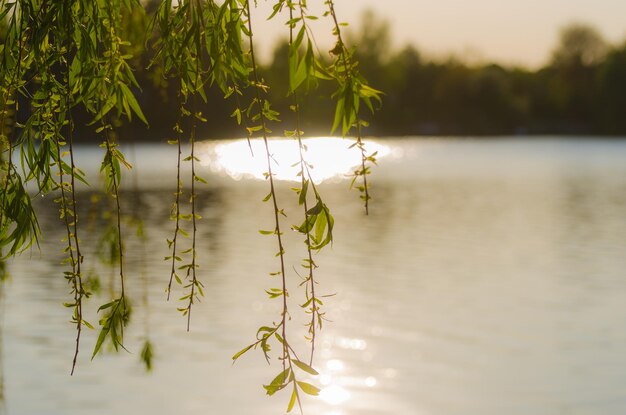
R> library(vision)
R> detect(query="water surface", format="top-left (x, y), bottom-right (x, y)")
top-left (2, 137), bottom-right (626, 415)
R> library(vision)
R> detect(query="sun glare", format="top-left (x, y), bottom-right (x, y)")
top-left (198, 137), bottom-right (390, 183)
top-left (320, 384), bottom-right (352, 406)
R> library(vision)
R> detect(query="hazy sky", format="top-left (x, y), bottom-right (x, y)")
top-left (250, 0), bottom-right (626, 68)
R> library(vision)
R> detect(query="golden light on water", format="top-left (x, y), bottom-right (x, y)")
top-left (364, 376), bottom-right (378, 387)
top-left (312, 335), bottom-right (390, 411)
top-left (316, 358), bottom-right (352, 406)
top-left (199, 137), bottom-right (390, 183)
top-left (326, 359), bottom-right (345, 371)
top-left (319, 384), bottom-right (352, 406)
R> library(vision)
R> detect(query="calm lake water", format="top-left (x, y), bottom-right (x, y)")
top-left (2, 137), bottom-right (626, 415)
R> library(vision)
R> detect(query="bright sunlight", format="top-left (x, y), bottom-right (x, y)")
top-left (198, 137), bottom-right (390, 183)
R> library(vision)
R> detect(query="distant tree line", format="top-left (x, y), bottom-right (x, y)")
top-left (340, 14), bottom-right (626, 136)
top-left (7, 8), bottom-right (626, 140)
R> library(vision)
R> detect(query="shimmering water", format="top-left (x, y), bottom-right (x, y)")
top-left (2, 137), bottom-right (626, 415)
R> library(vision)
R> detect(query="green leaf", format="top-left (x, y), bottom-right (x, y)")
top-left (231, 108), bottom-right (242, 124)
top-left (306, 201), bottom-right (322, 216)
top-left (288, 27), bottom-right (309, 92)
top-left (314, 209), bottom-right (328, 244)
top-left (89, 94), bottom-right (116, 126)
top-left (287, 387), bottom-right (298, 413)
top-left (293, 25), bottom-right (305, 50)
top-left (297, 381), bottom-right (320, 396)
top-left (274, 332), bottom-right (285, 344)
top-left (331, 95), bottom-right (344, 134)
top-left (232, 344), bottom-right (253, 361)
top-left (264, 368), bottom-right (291, 395)
top-left (299, 180), bottom-right (308, 206)
top-left (292, 360), bottom-right (319, 375)
top-left (140, 340), bottom-right (154, 371)
top-left (91, 323), bottom-right (110, 359)
top-left (97, 300), bottom-right (118, 312)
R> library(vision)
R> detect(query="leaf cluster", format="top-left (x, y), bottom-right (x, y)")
top-left (92, 296), bottom-right (131, 358)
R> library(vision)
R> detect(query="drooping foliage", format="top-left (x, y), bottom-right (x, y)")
top-left (0, 0), bottom-right (381, 411)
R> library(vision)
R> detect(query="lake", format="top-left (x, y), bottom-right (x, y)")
top-left (2, 137), bottom-right (626, 415)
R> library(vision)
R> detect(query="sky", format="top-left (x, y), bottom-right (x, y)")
top-left (249, 0), bottom-right (626, 68)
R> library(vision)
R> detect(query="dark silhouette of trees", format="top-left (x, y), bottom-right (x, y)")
top-left (10, 11), bottom-right (626, 140)
top-left (350, 18), bottom-right (626, 136)
top-left (552, 23), bottom-right (607, 67)
top-left (597, 43), bottom-right (626, 133)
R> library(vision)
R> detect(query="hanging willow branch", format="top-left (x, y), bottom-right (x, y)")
top-left (242, 1), bottom-right (291, 374)
top-left (324, 0), bottom-right (382, 215)
top-left (283, 0), bottom-right (333, 367)
top-left (0, 0), bottom-right (380, 411)
top-left (0, 2), bottom-right (40, 258)
top-left (151, 0), bottom-right (214, 327)
top-left (59, 3), bottom-right (87, 375)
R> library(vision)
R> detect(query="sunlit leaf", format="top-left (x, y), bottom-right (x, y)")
top-left (287, 387), bottom-right (298, 413)
top-left (297, 381), bottom-right (320, 396)
top-left (293, 359), bottom-right (319, 375)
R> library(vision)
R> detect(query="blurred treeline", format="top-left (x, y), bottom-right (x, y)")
top-left (341, 13), bottom-right (626, 136)
top-left (7, 7), bottom-right (626, 140)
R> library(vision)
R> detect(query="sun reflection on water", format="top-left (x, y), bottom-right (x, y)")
top-left (198, 137), bottom-right (390, 183)
top-left (337, 337), bottom-right (367, 351)
top-left (316, 358), bottom-right (352, 406)
top-left (326, 359), bottom-right (345, 371)
top-left (319, 384), bottom-right (352, 406)
top-left (314, 334), bottom-right (387, 412)
top-left (364, 376), bottom-right (377, 387)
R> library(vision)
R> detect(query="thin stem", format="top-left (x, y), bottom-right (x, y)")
top-left (167, 101), bottom-right (184, 300)
top-left (186, 95), bottom-right (199, 332)
top-left (56, 99), bottom-right (82, 374)
top-left (245, 0), bottom-right (289, 365)
top-left (290, 3), bottom-right (319, 367)
top-left (103, 129), bottom-right (126, 301)
top-left (63, 3), bottom-right (84, 376)
top-left (326, 0), bottom-right (370, 214)
top-left (104, 0), bottom-right (126, 304)
top-left (355, 121), bottom-right (369, 213)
